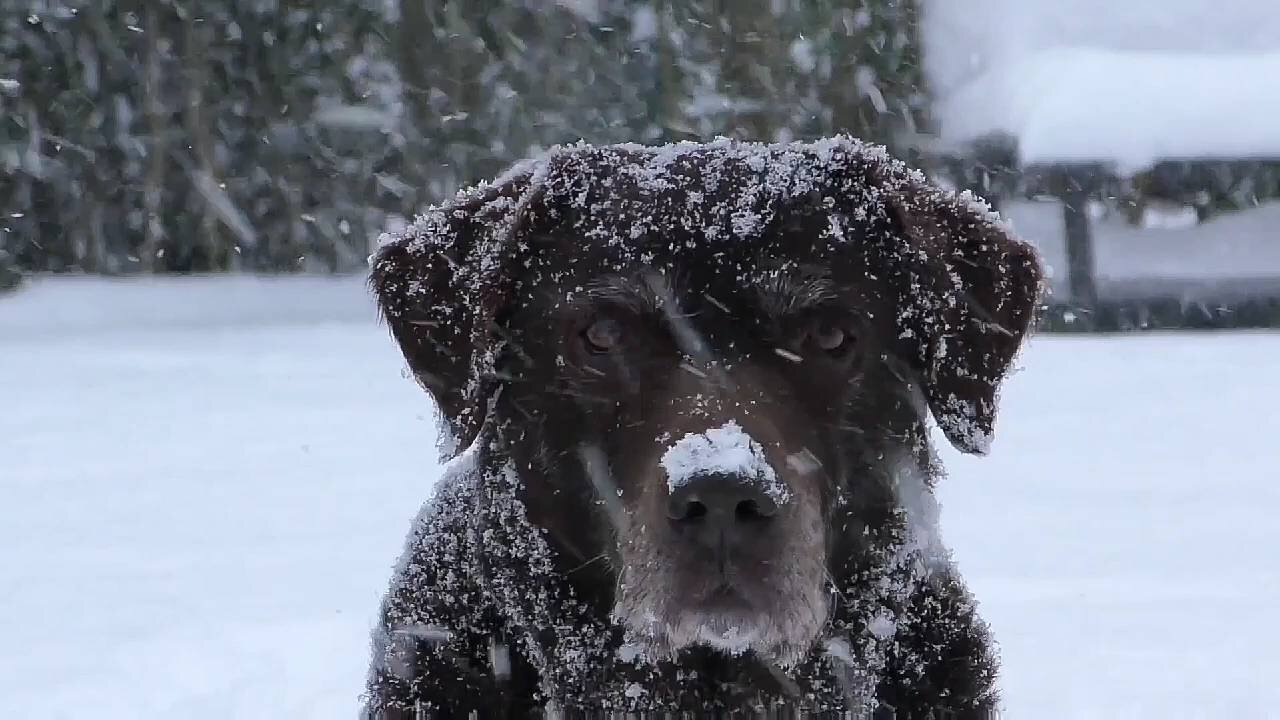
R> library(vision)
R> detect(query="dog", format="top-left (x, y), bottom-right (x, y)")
top-left (363, 137), bottom-right (1042, 718)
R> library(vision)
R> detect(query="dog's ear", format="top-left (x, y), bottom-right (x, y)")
top-left (888, 187), bottom-right (1043, 455)
top-left (369, 167), bottom-right (537, 454)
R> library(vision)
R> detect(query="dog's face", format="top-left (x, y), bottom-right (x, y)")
top-left (501, 223), bottom-right (911, 665)
top-left (371, 140), bottom-right (1042, 668)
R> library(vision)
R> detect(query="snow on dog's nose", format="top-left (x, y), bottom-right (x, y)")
top-left (660, 422), bottom-right (789, 563)
top-left (660, 421), bottom-right (789, 505)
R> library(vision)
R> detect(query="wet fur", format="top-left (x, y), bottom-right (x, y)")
top-left (362, 138), bottom-right (1042, 718)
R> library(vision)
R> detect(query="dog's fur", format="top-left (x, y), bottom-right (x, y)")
top-left (364, 138), bottom-right (1042, 718)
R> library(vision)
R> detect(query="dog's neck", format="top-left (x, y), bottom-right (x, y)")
top-left (507, 449), bottom-right (619, 614)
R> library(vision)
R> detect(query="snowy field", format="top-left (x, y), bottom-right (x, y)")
top-left (3, 277), bottom-right (1278, 719)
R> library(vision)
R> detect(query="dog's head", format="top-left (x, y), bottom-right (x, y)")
top-left (372, 139), bottom-right (1041, 667)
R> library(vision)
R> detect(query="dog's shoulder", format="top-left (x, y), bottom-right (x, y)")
top-left (876, 568), bottom-right (1000, 719)
top-left (365, 444), bottom-right (535, 717)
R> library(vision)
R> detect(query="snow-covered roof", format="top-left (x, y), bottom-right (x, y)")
top-left (923, 1), bottom-right (1280, 171)
top-left (935, 49), bottom-right (1280, 172)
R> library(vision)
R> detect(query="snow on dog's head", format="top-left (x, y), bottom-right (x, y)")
top-left (369, 137), bottom-right (1043, 678)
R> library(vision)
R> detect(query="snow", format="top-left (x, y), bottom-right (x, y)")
top-left (936, 49), bottom-right (1280, 171)
top-left (375, 137), bottom-right (1021, 460)
top-left (936, 333), bottom-right (1280, 718)
top-left (660, 421), bottom-right (786, 504)
top-left (3, 277), bottom-right (1279, 718)
top-left (552, 0), bottom-right (602, 24)
top-left (923, 1), bottom-right (1280, 171)
top-left (0, 274), bottom-right (379, 336)
top-left (312, 104), bottom-right (397, 131)
top-left (1, 276), bottom-right (436, 720)
top-left (1002, 199), bottom-right (1280, 301)
top-left (629, 5), bottom-right (657, 43)
top-left (191, 170), bottom-right (258, 252)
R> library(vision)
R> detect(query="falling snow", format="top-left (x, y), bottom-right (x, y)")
top-left (3, 279), bottom-right (1278, 717)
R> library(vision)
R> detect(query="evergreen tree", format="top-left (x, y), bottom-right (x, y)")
top-left (0, 0), bottom-right (929, 276)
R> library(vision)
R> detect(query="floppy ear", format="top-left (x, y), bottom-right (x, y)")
top-left (889, 187), bottom-right (1044, 455)
top-left (369, 167), bottom-right (537, 455)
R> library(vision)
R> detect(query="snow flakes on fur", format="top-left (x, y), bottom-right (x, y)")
top-left (364, 136), bottom-right (1036, 716)
top-left (366, 427), bottom-right (974, 715)
top-left (369, 136), bottom-right (1042, 460)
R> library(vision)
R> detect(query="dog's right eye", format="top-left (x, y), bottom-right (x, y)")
top-left (811, 321), bottom-right (847, 353)
top-left (582, 317), bottom-right (622, 353)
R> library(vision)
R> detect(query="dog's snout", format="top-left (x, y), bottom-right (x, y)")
top-left (667, 472), bottom-right (778, 545)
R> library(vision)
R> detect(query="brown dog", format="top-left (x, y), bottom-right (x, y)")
top-left (365, 137), bottom-right (1042, 718)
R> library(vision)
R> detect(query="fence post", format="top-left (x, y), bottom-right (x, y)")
top-left (1053, 165), bottom-right (1101, 313)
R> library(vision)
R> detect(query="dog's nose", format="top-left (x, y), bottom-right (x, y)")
top-left (667, 472), bottom-right (778, 548)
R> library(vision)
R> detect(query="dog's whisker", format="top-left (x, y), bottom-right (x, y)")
top-left (575, 443), bottom-right (629, 536)
top-left (566, 552), bottom-right (610, 575)
top-left (540, 520), bottom-right (592, 564)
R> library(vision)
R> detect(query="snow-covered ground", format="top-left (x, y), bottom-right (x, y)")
top-left (1, 277), bottom-right (438, 719)
top-left (938, 335), bottom-right (1280, 718)
top-left (3, 278), bottom-right (1278, 719)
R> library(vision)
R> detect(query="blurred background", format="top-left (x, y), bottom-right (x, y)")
top-left (2, 0), bottom-right (1278, 329)
top-left (3, 2), bottom-right (1278, 719)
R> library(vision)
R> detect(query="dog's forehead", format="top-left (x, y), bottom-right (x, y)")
top-left (527, 216), bottom-right (878, 312)
top-left (520, 142), bottom-right (904, 293)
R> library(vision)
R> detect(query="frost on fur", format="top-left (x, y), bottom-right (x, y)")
top-left (365, 137), bottom-right (1032, 716)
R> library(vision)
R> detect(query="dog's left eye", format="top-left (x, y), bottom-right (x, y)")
top-left (805, 318), bottom-right (854, 356)
top-left (813, 322), bottom-right (846, 351)
top-left (582, 317), bottom-right (622, 353)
